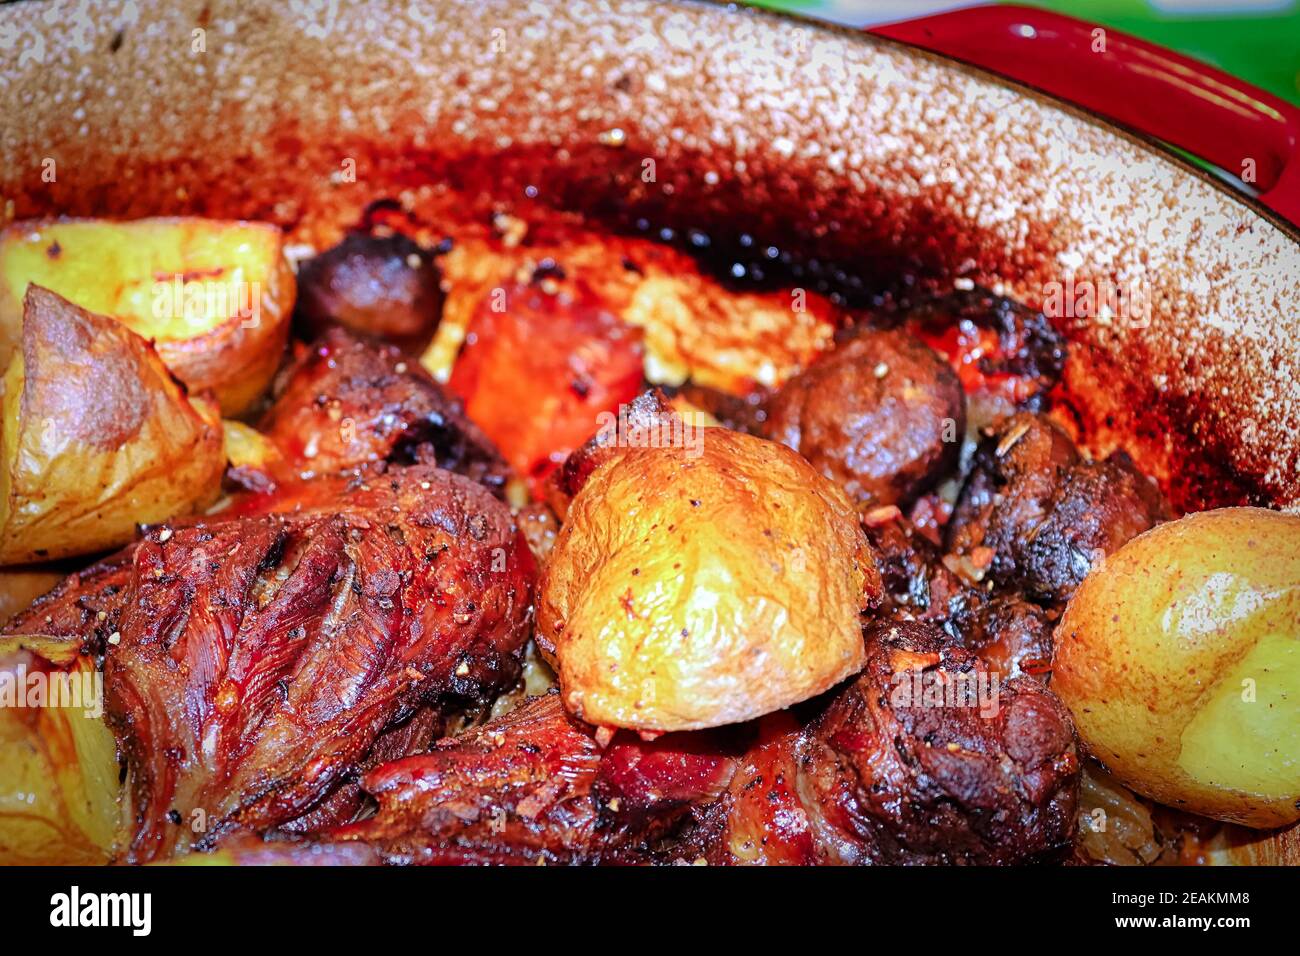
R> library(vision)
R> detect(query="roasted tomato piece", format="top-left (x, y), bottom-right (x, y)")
top-left (904, 286), bottom-right (1066, 414)
top-left (448, 280), bottom-right (644, 494)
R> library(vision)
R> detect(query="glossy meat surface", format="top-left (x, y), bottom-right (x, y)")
top-left (258, 327), bottom-right (510, 496)
top-left (295, 232), bottom-right (444, 351)
top-left (764, 327), bottom-right (965, 508)
top-left (8, 464), bottom-right (535, 862)
top-left (334, 692), bottom-right (737, 865)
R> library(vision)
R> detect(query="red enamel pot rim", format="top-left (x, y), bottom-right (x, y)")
top-left (869, 3), bottom-right (1300, 231)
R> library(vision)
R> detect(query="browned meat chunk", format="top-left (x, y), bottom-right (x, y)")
top-left (6, 554), bottom-right (136, 658)
top-left (258, 327), bottom-right (510, 496)
top-left (295, 233), bottom-right (444, 351)
top-left (863, 510), bottom-right (969, 625)
top-left (794, 620), bottom-right (1079, 864)
top-left (950, 595), bottom-right (1055, 681)
top-left (277, 706), bottom-right (444, 834)
top-left (328, 620), bottom-right (1077, 867)
top-left (946, 412), bottom-right (1169, 605)
top-left (862, 512), bottom-right (1056, 680)
top-left (332, 693), bottom-right (737, 865)
top-left (764, 328), bottom-right (965, 508)
top-left (4, 465), bottom-right (537, 863)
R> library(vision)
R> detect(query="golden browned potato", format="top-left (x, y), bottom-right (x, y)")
top-left (538, 422), bottom-right (881, 732)
top-left (0, 218), bottom-right (295, 415)
top-left (0, 636), bottom-right (122, 864)
top-left (1053, 507), bottom-right (1300, 828)
top-left (0, 286), bottom-right (224, 564)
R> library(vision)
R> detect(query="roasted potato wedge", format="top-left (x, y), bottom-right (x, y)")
top-left (0, 286), bottom-right (224, 564)
top-left (0, 217), bottom-right (295, 415)
top-left (0, 636), bottom-right (122, 864)
top-left (539, 414), bottom-right (881, 732)
top-left (1054, 507), bottom-right (1300, 829)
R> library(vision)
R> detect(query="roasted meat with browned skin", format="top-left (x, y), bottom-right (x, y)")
top-left (695, 621), bottom-right (1079, 865)
top-left (7, 464), bottom-right (535, 863)
top-left (793, 620), bottom-right (1079, 864)
top-left (295, 233), bottom-right (445, 352)
top-left (330, 619), bottom-right (1078, 866)
top-left (946, 412), bottom-right (1169, 605)
top-left (332, 692), bottom-right (738, 865)
top-left (257, 327), bottom-right (510, 496)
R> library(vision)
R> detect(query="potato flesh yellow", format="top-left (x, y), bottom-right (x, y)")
top-left (1178, 631), bottom-right (1298, 799)
top-left (0, 218), bottom-right (294, 414)
top-left (0, 286), bottom-right (224, 564)
top-left (539, 426), bottom-right (879, 732)
top-left (1053, 507), bottom-right (1300, 828)
top-left (0, 638), bottom-right (121, 864)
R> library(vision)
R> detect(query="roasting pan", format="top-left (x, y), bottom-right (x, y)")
top-left (0, 0), bottom-right (1296, 864)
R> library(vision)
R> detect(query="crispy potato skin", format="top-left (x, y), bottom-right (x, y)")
top-left (1053, 507), bottom-right (1300, 828)
top-left (0, 218), bottom-right (294, 415)
top-left (539, 425), bottom-right (881, 732)
top-left (0, 287), bottom-right (224, 564)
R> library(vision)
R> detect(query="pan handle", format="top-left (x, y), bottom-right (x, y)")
top-left (870, 3), bottom-right (1300, 226)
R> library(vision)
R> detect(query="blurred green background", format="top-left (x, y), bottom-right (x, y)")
top-left (754, 0), bottom-right (1300, 106)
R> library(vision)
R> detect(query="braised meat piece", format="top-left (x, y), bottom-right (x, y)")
top-left (295, 233), bottom-right (444, 352)
top-left (6, 554), bottom-right (136, 658)
top-left (946, 412), bottom-right (1169, 605)
top-left (862, 511), bottom-right (969, 626)
top-left (689, 712), bottom-right (818, 865)
top-left (333, 621), bottom-right (1077, 867)
top-left (794, 621), bottom-right (1079, 864)
top-left (764, 328), bottom-right (965, 508)
top-left (277, 706), bottom-right (444, 834)
top-left (258, 327), bottom-right (510, 496)
top-left (861, 513), bottom-right (1055, 680)
top-left (4, 465), bottom-right (537, 863)
top-left (333, 692), bottom-right (737, 865)
top-left (949, 595), bottom-right (1055, 681)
